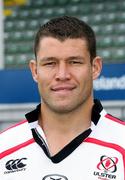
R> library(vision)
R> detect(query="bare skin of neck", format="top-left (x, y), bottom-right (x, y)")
top-left (38, 100), bottom-right (94, 156)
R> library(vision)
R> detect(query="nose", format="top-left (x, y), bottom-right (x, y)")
top-left (55, 62), bottom-right (71, 81)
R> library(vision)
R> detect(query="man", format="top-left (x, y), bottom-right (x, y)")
top-left (1, 16), bottom-right (125, 180)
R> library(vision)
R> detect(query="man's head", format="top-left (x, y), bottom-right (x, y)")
top-left (34, 16), bottom-right (96, 62)
top-left (30, 16), bottom-right (102, 114)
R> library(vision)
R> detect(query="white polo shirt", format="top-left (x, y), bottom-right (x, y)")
top-left (1, 100), bottom-right (125, 180)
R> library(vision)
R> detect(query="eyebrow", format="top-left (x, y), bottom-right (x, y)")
top-left (40, 56), bottom-right (84, 62)
top-left (67, 56), bottom-right (84, 61)
top-left (39, 57), bottom-right (58, 62)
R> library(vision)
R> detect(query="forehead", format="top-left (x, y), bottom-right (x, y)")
top-left (37, 37), bottom-right (89, 56)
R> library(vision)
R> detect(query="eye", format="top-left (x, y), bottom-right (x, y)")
top-left (43, 61), bottom-right (56, 66)
top-left (69, 60), bottom-right (83, 64)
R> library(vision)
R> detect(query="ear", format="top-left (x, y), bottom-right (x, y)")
top-left (29, 60), bottom-right (38, 83)
top-left (92, 56), bottom-right (102, 80)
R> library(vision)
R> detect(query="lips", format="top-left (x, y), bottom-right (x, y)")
top-left (51, 85), bottom-right (76, 91)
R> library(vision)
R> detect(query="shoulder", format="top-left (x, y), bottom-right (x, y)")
top-left (104, 113), bottom-right (125, 126)
top-left (0, 120), bottom-right (29, 140)
top-left (90, 109), bottom-right (125, 146)
top-left (103, 113), bottom-right (125, 138)
top-left (100, 109), bottom-right (125, 136)
top-left (96, 111), bottom-right (125, 147)
top-left (0, 120), bottom-right (28, 134)
top-left (0, 120), bottom-right (34, 158)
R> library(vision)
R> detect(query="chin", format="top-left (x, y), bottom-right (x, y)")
top-left (49, 103), bottom-right (78, 114)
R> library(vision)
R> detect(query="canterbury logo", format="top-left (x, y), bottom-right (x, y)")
top-left (5, 158), bottom-right (27, 170)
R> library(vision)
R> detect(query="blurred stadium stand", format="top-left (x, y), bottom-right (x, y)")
top-left (0, 0), bottom-right (125, 130)
top-left (3, 0), bottom-right (125, 68)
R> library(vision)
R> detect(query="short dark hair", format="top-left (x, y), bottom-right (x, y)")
top-left (34, 16), bottom-right (96, 62)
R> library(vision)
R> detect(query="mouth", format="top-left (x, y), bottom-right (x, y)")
top-left (51, 85), bottom-right (76, 94)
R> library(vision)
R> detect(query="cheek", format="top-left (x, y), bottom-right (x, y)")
top-left (78, 69), bottom-right (93, 90)
top-left (77, 67), bottom-right (92, 82)
top-left (37, 79), bottom-right (47, 97)
top-left (37, 71), bottom-right (51, 90)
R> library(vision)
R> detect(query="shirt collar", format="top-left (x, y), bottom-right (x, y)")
top-left (25, 99), bottom-right (103, 125)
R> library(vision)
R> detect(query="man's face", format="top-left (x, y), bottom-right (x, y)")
top-left (30, 37), bottom-right (101, 114)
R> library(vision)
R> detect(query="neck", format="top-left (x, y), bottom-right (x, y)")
top-left (39, 98), bottom-right (94, 135)
top-left (38, 98), bottom-right (94, 155)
